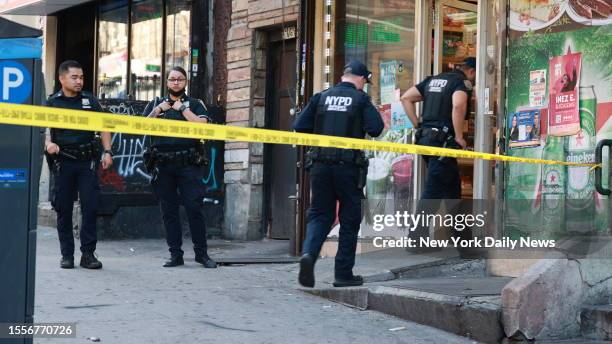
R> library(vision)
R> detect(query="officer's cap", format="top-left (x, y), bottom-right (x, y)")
top-left (462, 57), bottom-right (477, 69)
top-left (343, 60), bottom-right (372, 83)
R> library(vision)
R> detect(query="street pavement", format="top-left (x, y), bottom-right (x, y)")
top-left (33, 226), bottom-right (478, 344)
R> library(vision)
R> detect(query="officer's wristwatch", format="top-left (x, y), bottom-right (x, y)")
top-left (103, 150), bottom-right (113, 157)
top-left (178, 104), bottom-right (188, 113)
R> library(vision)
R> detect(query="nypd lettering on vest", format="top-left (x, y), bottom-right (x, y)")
top-left (428, 79), bottom-right (448, 93)
top-left (324, 95), bottom-right (353, 112)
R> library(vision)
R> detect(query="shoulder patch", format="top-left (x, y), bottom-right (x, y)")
top-left (464, 80), bottom-right (473, 91)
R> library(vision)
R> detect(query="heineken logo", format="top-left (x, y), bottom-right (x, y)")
top-left (543, 169), bottom-right (563, 195)
top-left (546, 170), bottom-right (561, 185)
top-left (566, 151), bottom-right (595, 164)
top-left (543, 185), bottom-right (563, 194)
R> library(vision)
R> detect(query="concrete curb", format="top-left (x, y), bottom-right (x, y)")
top-left (305, 284), bottom-right (504, 343)
top-left (502, 250), bottom-right (612, 341)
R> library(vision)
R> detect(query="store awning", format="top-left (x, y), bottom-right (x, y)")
top-left (0, 0), bottom-right (92, 15)
top-left (0, 17), bottom-right (41, 37)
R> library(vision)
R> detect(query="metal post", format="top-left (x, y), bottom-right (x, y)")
top-left (473, 0), bottom-right (496, 200)
top-left (413, 0), bottom-right (431, 201)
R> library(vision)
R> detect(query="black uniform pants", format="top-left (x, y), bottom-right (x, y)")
top-left (152, 163), bottom-right (208, 256)
top-left (52, 159), bottom-right (99, 257)
top-left (302, 163), bottom-right (362, 279)
top-left (413, 135), bottom-right (472, 248)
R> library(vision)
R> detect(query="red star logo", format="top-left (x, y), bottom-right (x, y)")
top-left (575, 130), bottom-right (584, 146)
top-left (550, 174), bottom-right (556, 183)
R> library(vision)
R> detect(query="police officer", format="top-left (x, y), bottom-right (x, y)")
top-left (144, 66), bottom-right (217, 268)
top-left (400, 57), bottom-right (476, 249)
top-left (293, 60), bottom-right (384, 288)
top-left (45, 60), bottom-right (113, 269)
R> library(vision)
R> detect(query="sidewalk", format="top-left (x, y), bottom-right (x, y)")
top-left (33, 227), bottom-right (477, 344)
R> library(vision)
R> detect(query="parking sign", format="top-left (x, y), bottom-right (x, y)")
top-left (0, 60), bottom-right (32, 104)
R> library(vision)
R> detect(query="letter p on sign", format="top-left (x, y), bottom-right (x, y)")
top-left (3, 67), bottom-right (24, 100)
top-left (0, 60), bottom-right (32, 104)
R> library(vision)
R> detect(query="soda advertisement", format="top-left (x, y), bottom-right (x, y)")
top-left (505, 5), bottom-right (612, 237)
top-left (548, 51), bottom-right (582, 136)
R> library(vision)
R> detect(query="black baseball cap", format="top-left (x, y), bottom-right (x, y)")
top-left (463, 57), bottom-right (477, 69)
top-left (343, 60), bottom-right (372, 83)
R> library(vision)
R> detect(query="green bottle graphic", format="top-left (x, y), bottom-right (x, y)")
top-left (565, 86), bottom-right (596, 233)
top-left (542, 135), bottom-right (566, 237)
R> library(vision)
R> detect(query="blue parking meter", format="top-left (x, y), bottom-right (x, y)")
top-left (0, 18), bottom-right (44, 344)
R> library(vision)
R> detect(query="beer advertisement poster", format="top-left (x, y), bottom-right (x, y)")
top-left (548, 52), bottom-right (582, 136)
top-left (509, 109), bottom-right (542, 148)
top-left (505, 8), bottom-right (612, 235)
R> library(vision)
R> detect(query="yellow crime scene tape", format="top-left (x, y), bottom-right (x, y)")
top-left (0, 102), bottom-right (599, 168)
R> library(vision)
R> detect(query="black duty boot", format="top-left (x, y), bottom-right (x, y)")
top-left (60, 256), bottom-right (74, 269)
top-left (163, 255), bottom-right (184, 267)
top-left (298, 254), bottom-right (315, 288)
top-left (195, 254), bottom-right (217, 268)
top-left (333, 275), bottom-right (363, 288)
top-left (80, 252), bottom-right (103, 269)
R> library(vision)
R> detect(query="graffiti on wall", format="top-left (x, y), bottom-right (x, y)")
top-left (98, 99), bottom-right (224, 199)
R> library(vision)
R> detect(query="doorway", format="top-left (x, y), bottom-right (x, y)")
top-left (431, 0), bottom-right (480, 199)
top-left (264, 37), bottom-right (298, 240)
top-left (54, 1), bottom-right (96, 93)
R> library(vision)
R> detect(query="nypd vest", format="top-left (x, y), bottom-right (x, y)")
top-left (150, 95), bottom-right (201, 150)
top-left (314, 86), bottom-right (364, 139)
top-left (48, 91), bottom-right (97, 148)
top-left (421, 70), bottom-right (470, 130)
top-left (312, 84), bottom-right (365, 162)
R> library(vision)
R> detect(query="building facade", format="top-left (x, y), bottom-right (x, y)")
top-left (0, 0), bottom-right (303, 248)
top-left (2, 0), bottom-right (610, 256)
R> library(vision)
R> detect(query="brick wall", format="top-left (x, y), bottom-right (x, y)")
top-left (222, 0), bottom-right (299, 239)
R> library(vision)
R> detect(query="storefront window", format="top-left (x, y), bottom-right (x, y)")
top-left (165, 0), bottom-right (191, 76)
top-left (339, 0), bottom-right (416, 105)
top-left (97, 0), bottom-right (129, 99)
top-left (95, 0), bottom-right (192, 100)
top-left (130, 0), bottom-right (163, 101)
top-left (336, 0), bottom-right (417, 202)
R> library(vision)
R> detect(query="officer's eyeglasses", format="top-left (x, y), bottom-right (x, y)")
top-left (167, 78), bottom-right (186, 84)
